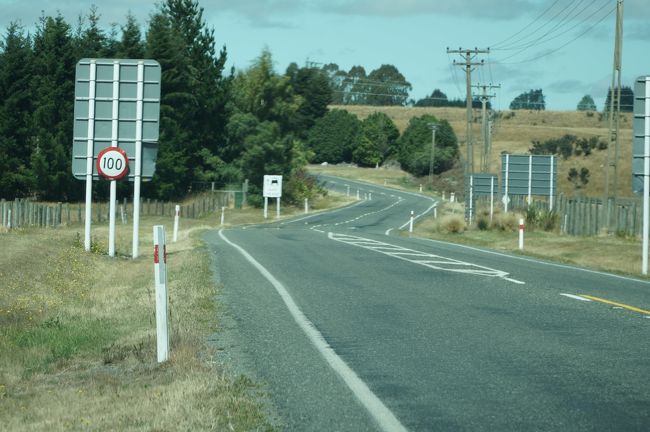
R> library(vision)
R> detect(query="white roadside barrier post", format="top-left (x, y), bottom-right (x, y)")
top-left (434, 206), bottom-right (438, 219)
top-left (369, 193), bottom-right (372, 201)
top-left (409, 210), bottom-right (414, 233)
top-left (304, 198), bottom-right (309, 214)
top-left (356, 189), bottom-right (360, 200)
top-left (346, 185), bottom-right (350, 196)
top-left (153, 225), bottom-right (169, 363)
top-left (519, 218), bottom-right (525, 250)
top-left (7, 209), bottom-right (11, 230)
top-left (173, 205), bottom-right (180, 243)
top-left (264, 197), bottom-right (268, 219)
top-left (419, 184), bottom-right (423, 192)
top-left (220, 206), bottom-right (226, 225)
top-left (450, 192), bottom-right (455, 203)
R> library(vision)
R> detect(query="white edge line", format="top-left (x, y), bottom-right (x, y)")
top-left (218, 229), bottom-right (408, 432)
top-left (281, 200), bottom-right (365, 225)
top-left (503, 277), bottom-right (526, 285)
top-left (560, 293), bottom-right (592, 302)
top-left (419, 237), bottom-right (650, 285)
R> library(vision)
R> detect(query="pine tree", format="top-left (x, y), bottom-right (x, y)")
top-left (116, 12), bottom-right (145, 58)
top-left (30, 14), bottom-right (77, 200)
top-left (0, 22), bottom-right (34, 198)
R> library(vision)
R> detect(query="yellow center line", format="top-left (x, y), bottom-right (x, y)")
top-left (580, 295), bottom-right (650, 316)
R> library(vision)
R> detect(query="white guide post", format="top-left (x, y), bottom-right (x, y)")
top-left (264, 197), bottom-right (268, 219)
top-left (132, 61), bottom-right (144, 259)
top-left (108, 61), bottom-right (120, 257)
top-left (304, 198), bottom-right (309, 214)
top-left (220, 206), bottom-right (225, 225)
top-left (153, 225), bottom-right (169, 363)
top-left (519, 218), bottom-right (525, 250)
top-left (346, 185), bottom-right (350, 196)
top-left (490, 176), bottom-right (495, 223)
top-left (84, 60), bottom-right (97, 251)
top-left (469, 175), bottom-right (474, 224)
top-left (369, 193), bottom-right (372, 201)
top-left (504, 154), bottom-right (510, 213)
top-left (527, 155), bottom-right (533, 206)
top-left (641, 77), bottom-right (650, 275)
top-left (356, 189), bottom-right (360, 200)
top-left (549, 155), bottom-right (555, 211)
top-left (276, 198), bottom-right (280, 219)
top-left (173, 205), bottom-right (180, 242)
top-left (419, 184), bottom-right (423, 192)
top-left (434, 206), bottom-right (438, 219)
top-left (409, 210), bottom-right (414, 233)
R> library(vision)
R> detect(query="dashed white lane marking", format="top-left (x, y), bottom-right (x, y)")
top-left (560, 293), bottom-right (592, 302)
top-left (312, 197), bottom-right (404, 230)
top-left (218, 230), bottom-right (408, 432)
top-left (328, 232), bottom-right (522, 283)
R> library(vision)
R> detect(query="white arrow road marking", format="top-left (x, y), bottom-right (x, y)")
top-left (328, 232), bottom-right (523, 283)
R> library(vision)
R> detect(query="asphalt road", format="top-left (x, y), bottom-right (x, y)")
top-left (205, 175), bottom-right (650, 431)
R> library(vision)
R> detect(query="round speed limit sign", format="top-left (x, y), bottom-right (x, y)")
top-left (96, 147), bottom-right (129, 180)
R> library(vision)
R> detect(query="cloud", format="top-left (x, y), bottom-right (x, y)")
top-left (321, 0), bottom-right (535, 20)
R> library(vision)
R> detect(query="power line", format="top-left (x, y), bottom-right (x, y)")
top-left (493, 5), bottom-right (615, 65)
top-left (490, 0), bottom-right (563, 48)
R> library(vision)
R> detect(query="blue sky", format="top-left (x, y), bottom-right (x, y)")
top-left (1, 0), bottom-right (649, 111)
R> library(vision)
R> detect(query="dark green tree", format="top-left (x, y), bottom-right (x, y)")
top-left (0, 23), bottom-right (34, 198)
top-left (509, 89), bottom-right (545, 110)
top-left (577, 94), bottom-right (596, 111)
top-left (145, 0), bottom-right (230, 199)
top-left (116, 12), bottom-right (145, 58)
top-left (398, 115), bottom-right (458, 177)
top-left (307, 109), bottom-right (362, 163)
top-left (604, 86), bottom-right (634, 112)
top-left (415, 89), bottom-right (448, 107)
top-left (352, 112), bottom-right (399, 166)
top-left (365, 64), bottom-right (411, 106)
top-left (286, 63), bottom-right (333, 137)
top-left (30, 14), bottom-right (77, 200)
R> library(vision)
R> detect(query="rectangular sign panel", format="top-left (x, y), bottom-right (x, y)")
top-left (466, 173), bottom-right (498, 197)
top-left (633, 76), bottom-right (649, 196)
top-left (71, 59), bottom-right (161, 181)
top-left (501, 154), bottom-right (557, 197)
top-left (263, 175), bottom-right (283, 198)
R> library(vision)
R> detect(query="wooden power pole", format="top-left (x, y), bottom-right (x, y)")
top-left (473, 83), bottom-right (500, 172)
top-left (604, 0), bottom-right (624, 230)
top-left (447, 47), bottom-right (489, 176)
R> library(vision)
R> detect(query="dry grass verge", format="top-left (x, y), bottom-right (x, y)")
top-left (0, 191), bottom-right (353, 431)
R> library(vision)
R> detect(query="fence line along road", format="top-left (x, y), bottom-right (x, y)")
top-left (1, 191), bottom-right (236, 229)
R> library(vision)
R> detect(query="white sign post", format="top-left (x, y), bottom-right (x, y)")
top-left (263, 175), bottom-right (283, 219)
top-left (96, 146), bottom-right (129, 257)
top-left (153, 225), bottom-right (169, 363)
top-left (173, 205), bottom-right (180, 242)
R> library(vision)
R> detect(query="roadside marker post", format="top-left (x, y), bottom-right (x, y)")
top-left (419, 184), bottom-right (423, 192)
top-left (304, 198), bottom-right (309, 214)
top-left (346, 185), bottom-right (350, 196)
top-left (264, 197), bottom-right (268, 219)
top-left (221, 206), bottom-right (226, 225)
top-left (173, 205), bottom-right (180, 242)
top-left (369, 193), bottom-right (372, 201)
top-left (519, 218), bottom-right (525, 250)
top-left (357, 189), bottom-right (360, 200)
top-left (153, 225), bottom-right (169, 363)
top-left (409, 211), bottom-right (414, 233)
top-left (276, 198), bottom-right (281, 219)
top-left (434, 207), bottom-right (438, 219)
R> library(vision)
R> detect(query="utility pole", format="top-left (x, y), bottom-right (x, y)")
top-left (473, 83), bottom-right (500, 172)
top-left (603, 0), bottom-right (624, 231)
top-left (428, 123), bottom-right (437, 185)
top-left (447, 47), bottom-right (489, 176)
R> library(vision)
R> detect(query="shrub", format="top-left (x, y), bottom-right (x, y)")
top-left (476, 216), bottom-right (490, 230)
top-left (538, 210), bottom-right (558, 231)
top-left (440, 216), bottom-right (465, 234)
top-left (492, 212), bottom-right (519, 231)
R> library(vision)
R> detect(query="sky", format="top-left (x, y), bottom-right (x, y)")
top-left (1, 0), bottom-right (649, 111)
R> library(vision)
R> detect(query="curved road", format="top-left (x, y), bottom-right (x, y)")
top-left (205, 175), bottom-right (650, 431)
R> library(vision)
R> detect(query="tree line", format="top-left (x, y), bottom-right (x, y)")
top-left (0, 0), bottom-right (460, 203)
top-left (0, 1), bottom-right (333, 203)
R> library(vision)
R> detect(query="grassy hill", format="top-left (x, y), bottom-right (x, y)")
top-left (332, 105), bottom-right (635, 199)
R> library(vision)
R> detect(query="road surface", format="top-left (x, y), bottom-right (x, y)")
top-left (205, 175), bottom-right (650, 431)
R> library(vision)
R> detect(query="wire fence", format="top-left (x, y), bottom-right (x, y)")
top-left (1, 190), bottom-right (242, 230)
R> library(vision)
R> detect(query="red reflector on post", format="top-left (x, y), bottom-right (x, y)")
top-left (154, 245), bottom-right (159, 264)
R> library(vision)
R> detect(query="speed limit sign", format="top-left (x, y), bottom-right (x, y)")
top-left (96, 147), bottom-right (129, 180)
